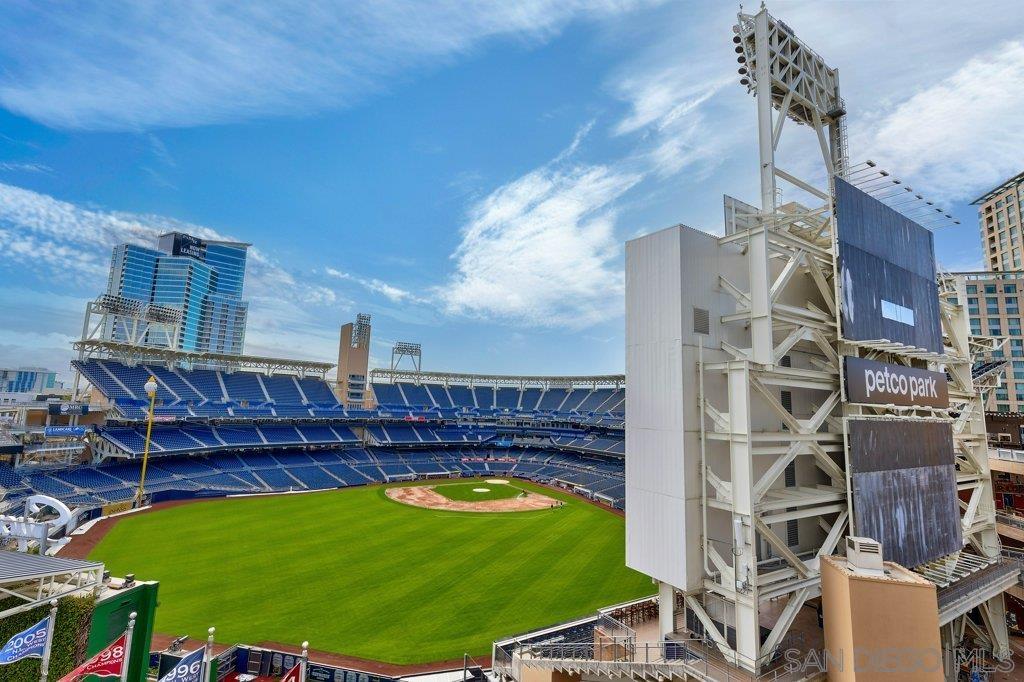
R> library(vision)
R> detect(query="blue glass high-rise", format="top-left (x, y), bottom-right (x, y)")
top-left (104, 232), bottom-right (250, 355)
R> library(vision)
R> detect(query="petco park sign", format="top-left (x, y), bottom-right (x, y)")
top-left (844, 357), bottom-right (948, 408)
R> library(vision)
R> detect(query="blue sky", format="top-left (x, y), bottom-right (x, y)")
top-left (0, 1), bottom-right (1022, 382)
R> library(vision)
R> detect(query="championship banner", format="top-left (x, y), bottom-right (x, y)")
top-left (59, 632), bottom-right (127, 681)
top-left (280, 663), bottom-right (303, 682)
top-left (0, 615), bottom-right (50, 664)
top-left (157, 648), bottom-right (205, 682)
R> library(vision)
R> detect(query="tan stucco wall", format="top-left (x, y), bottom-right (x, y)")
top-left (822, 556), bottom-right (943, 681)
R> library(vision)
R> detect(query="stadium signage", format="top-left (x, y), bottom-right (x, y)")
top-left (171, 233), bottom-right (206, 259)
top-left (844, 357), bottom-right (948, 408)
top-left (48, 403), bottom-right (89, 416)
top-left (44, 425), bottom-right (87, 438)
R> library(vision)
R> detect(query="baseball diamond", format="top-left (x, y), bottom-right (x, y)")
top-left (85, 480), bottom-right (651, 664)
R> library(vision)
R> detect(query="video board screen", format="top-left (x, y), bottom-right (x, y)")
top-left (847, 419), bottom-right (961, 567)
top-left (836, 177), bottom-right (943, 353)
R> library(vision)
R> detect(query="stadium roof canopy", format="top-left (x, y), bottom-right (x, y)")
top-left (73, 339), bottom-right (334, 376)
top-left (370, 368), bottom-right (624, 389)
top-left (0, 551), bottom-right (104, 618)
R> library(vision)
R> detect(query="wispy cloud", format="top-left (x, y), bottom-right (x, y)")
top-left (0, 1), bottom-right (654, 130)
top-left (439, 132), bottom-right (642, 327)
top-left (324, 267), bottom-right (428, 305)
top-left (855, 40), bottom-right (1024, 202)
top-left (0, 182), bottom-right (348, 372)
top-left (0, 161), bottom-right (52, 173)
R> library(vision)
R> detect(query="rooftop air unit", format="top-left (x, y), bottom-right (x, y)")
top-left (846, 536), bottom-right (885, 577)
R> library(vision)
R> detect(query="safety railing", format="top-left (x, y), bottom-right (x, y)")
top-left (996, 512), bottom-right (1024, 530)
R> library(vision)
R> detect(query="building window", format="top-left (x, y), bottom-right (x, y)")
top-left (967, 285), bottom-right (978, 294)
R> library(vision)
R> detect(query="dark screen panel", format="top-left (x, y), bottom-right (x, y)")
top-left (836, 177), bottom-right (943, 353)
top-left (848, 419), bottom-right (962, 567)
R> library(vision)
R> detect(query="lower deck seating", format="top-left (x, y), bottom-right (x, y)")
top-left (3, 445), bottom-right (624, 513)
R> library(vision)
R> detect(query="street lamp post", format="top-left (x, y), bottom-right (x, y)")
top-left (135, 376), bottom-right (158, 507)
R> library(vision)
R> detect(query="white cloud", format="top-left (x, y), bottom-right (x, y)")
top-left (0, 182), bottom-right (340, 306)
top-left (0, 162), bottom-right (51, 173)
top-left (0, 183), bottom-right (349, 372)
top-left (439, 155), bottom-right (641, 327)
top-left (324, 267), bottom-right (427, 305)
top-left (856, 41), bottom-right (1024, 201)
top-left (0, 1), bottom-right (654, 130)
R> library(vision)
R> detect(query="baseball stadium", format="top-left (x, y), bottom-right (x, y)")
top-left (0, 333), bottom-right (644, 679)
top-left (1, 5), bottom-right (1022, 682)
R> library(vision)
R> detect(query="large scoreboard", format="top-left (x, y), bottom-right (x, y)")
top-left (837, 177), bottom-right (961, 567)
top-left (836, 176), bottom-right (943, 353)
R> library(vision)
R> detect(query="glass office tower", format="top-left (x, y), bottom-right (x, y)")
top-left (104, 232), bottom-right (250, 355)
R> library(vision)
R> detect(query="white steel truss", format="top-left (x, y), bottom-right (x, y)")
top-left (688, 8), bottom-right (846, 672)
top-left (685, 8), bottom-right (1009, 673)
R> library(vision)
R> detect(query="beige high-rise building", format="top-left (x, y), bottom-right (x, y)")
top-left (974, 170), bottom-right (1024, 272)
top-left (960, 172), bottom-right (1024, 413)
top-left (335, 313), bottom-right (371, 407)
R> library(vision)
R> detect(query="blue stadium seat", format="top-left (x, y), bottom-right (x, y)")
top-left (263, 374), bottom-right (303, 404)
top-left (446, 385), bottom-right (475, 408)
top-left (222, 372), bottom-right (267, 403)
top-left (298, 377), bottom-right (337, 404)
top-left (398, 383), bottom-right (433, 408)
top-left (370, 383), bottom-right (406, 406)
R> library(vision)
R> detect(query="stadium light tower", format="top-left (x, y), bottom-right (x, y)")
top-left (135, 376), bottom-right (158, 507)
top-left (391, 342), bottom-right (422, 372)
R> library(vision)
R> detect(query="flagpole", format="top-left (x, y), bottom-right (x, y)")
top-left (39, 599), bottom-right (58, 682)
top-left (202, 627), bottom-right (215, 682)
top-left (300, 641), bottom-right (308, 681)
top-left (120, 612), bottom-right (136, 682)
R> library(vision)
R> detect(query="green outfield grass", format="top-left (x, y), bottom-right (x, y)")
top-left (432, 480), bottom-right (523, 502)
top-left (89, 481), bottom-right (651, 664)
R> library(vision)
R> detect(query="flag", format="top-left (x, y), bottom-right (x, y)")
top-left (0, 616), bottom-right (50, 664)
top-left (280, 662), bottom-right (302, 682)
top-left (59, 632), bottom-right (127, 682)
top-left (157, 648), bottom-right (205, 682)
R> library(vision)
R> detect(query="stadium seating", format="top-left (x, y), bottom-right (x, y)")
top-left (298, 377), bottom-right (337, 404)
top-left (223, 372), bottom-right (268, 403)
top-left (77, 359), bottom-right (342, 422)
top-left (263, 374), bottom-right (304, 404)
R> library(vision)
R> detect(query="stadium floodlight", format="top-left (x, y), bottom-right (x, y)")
top-left (135, 376), bottom-right (159, 509)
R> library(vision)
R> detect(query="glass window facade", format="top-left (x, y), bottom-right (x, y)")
top-left (104, 232), bottom-right (250, 355)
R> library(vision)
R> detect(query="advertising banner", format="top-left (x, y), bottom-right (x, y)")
top-left (44, 426), bottom-right (87, 438)
top-left (844, 357), bottom-right (948, 408)
top-left (48, 403), bottom-right (90, 416)
top-left (172, 233), bottom-right (205, 259)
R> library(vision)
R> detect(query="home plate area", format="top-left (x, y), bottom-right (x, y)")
top-left (385, 482), bottom-right (562, 512)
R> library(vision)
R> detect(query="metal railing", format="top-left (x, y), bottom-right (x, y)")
top-left (997, 512), bottom-right (1024, 530)
top-left (1002, 547), bottom-right (1024, 585)
top-left (991, 447), bottom-right (1024, 463)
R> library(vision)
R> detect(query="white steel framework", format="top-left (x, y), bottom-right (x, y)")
top-left (677, 8), bottom-right (1010, 673)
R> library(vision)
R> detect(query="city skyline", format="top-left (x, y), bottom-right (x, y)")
top-left (0, 1), bottom-right (1022, 381)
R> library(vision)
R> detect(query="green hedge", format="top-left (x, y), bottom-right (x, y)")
top-left (0, 595), bottom-right (96, 682)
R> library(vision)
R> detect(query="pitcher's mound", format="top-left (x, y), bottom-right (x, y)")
top-left (387, 485), bottom-right (559, 512)
top-left (473, 488), bottom-right (490, 492)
